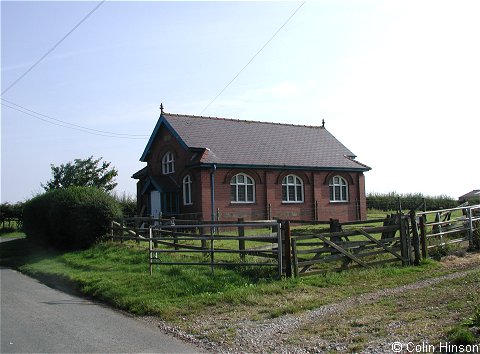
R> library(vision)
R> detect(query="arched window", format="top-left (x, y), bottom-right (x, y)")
top-left (161, 152), bottom-right (175, 175)
top-left (182, 175), bottom-right (192, 205)
top-left (230, 173), bottom-right (255, 203)
top-left (282, 175), bottom-right (304, 203)
top-left (329, 176), bottom-right (349, 202)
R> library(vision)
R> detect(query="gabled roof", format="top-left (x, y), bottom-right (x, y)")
top-left (141, 113), bottom-right (371, 172)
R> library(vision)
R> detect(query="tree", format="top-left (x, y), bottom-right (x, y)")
top-left (42, 156), bottom-right (118, 193)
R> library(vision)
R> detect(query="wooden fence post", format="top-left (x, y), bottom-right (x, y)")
top-left (419, 215), bottom-right (427, 259)
top-left (292, 239), bottom-right (299, 277)
top-left (276, 221), bottom-right (283, 278)
top-left (135, 218), bottom-right (140, 244)
top-left (409, 210), bottom-right (421, 266)
top-left (283, 221), bottom-right (292, 277)
top-left (433, 212), bottom-right (441, 237)
top-left (153, 221), bottom-right (159, 248)
top-left (330, 219), bottom-right (342, 232)
top-left (467, 207), bottom-right (474, 250)
top-left (329, 219), bottom-right (341, 255)
top-left (399, 213), bottom-right (410, 266)
top-left (238, 218), bottom-right (245, 262)
top-left (198, 216), bottom-right (207, 251)
top-left (149, 227), bottom-right (153, 276)
top-left (210, 225), bottom-right (215, 275)
top-left (120, 218), bottom-right (125, 243)
top-left (110, 220), bottom-right (114, 241)
top-left (171, 217), bottom-right (178, 250)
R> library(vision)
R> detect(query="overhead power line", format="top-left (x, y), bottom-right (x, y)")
top-left (200, 1), bottom-right (306, 115)
top-left (1, 99), bottom-right (149, 139)
top-left (1, 0), bottom-right (106, 96)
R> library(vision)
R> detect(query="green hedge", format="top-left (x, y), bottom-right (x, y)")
top-left (367, 192), bottom-right (458, 212)
top-left (113, 192), bottom-right (137, 217)
top-left (0, 202), bottom-right (24, 230)
top-left (23, 187), bottom-right (122, 250)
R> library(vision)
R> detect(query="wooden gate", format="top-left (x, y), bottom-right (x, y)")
top-left (415, 204), bottom-right (480, 257)
top-left (286, 216), bottom-right (413, 277)
top-left (110, 218), bottom-right (283, 277)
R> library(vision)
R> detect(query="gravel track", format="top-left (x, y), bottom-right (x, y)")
top-left (140, 254), bottom-right (480, 353)
top-left (222, 270), bottom-right (477, 353)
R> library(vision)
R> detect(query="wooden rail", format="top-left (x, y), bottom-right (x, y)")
top-left (110, 218), bottom-right (284, 277)
top-left (110, 206), bottom-right (480, 278)
top-left (289, 217), bottom-right (411, 277)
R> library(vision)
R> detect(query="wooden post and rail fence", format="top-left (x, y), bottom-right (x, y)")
top-left (111, 218), bottom-right (284, 277)
top-left (110, 204), bottom-right (480, 277)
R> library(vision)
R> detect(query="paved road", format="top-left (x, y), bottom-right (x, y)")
top-left (0, 267), bottom-right (201, 353)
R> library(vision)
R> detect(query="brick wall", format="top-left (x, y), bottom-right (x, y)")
top-left (197, 167), bottom-right (367, 222)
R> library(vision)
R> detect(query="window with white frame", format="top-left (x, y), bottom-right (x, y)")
top-left (182, 175), bottom-right (192, 205)
top-left (282, 174), bottom-right (304, 203)
top-left (230, 173), bottom-right (255, 203)
top-left (161, 152), bottom-right (175, 175)
top-left (329, 176), bottom-right (349, 202)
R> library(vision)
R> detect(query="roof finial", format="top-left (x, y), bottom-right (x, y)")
top-left (160, 103), bottom-right (164, 115)
top-left (322, 119), bottom-right (325, 128)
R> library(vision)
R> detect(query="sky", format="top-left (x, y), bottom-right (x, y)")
top-left (1, 0), bottom-right (479, 203)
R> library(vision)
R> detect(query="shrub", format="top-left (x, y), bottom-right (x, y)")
top-left (23, 193), bottom-right (53, 244)
top-left (23, 187), bottom-right (122, 250)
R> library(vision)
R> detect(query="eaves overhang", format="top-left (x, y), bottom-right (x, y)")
top-left (140, 114), bottom-right (189, 162)
top-left (192, 162), bottom-right (371, 172)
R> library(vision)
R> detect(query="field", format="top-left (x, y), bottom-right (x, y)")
top-left (1, 210), bottom-right (479, 352)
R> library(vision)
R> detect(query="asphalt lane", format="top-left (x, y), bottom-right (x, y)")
top-left (0, 267), bottom-right (201, 353)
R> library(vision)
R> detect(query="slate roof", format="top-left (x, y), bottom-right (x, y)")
top-left (459, 190), bottom-right (480, 200)
top-left (141, 113), bottom-right (371, 171)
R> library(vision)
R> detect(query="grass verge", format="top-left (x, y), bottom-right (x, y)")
top-left (0, 237), bottom-right (468, 322)
top-left (0, 230), bottom-right (25, 238)
top-left (2, 234), bottom-right (479, 349)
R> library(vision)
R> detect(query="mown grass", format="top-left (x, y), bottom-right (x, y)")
top-left (0, 230), bottom-right (25, 238)
top-left (0, 229), bottom-right (25, 238)
top-left (0, 234), bottom-right (457, 326)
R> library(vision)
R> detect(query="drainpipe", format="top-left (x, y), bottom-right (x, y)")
top-left (357, 173), bottom-right (361, 220)
top-left (210, 164), bottom-right (217, 222)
